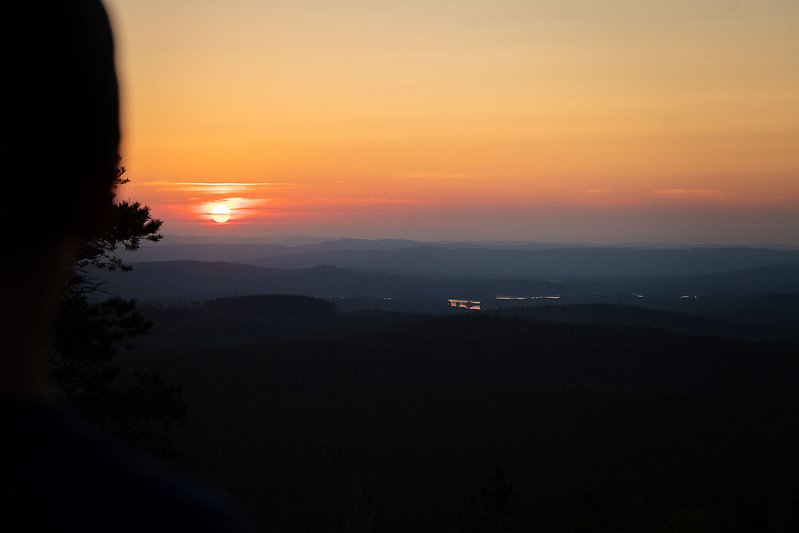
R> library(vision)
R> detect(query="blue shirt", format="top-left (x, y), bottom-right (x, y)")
top-left (1, 397), bottom-right (257, 532)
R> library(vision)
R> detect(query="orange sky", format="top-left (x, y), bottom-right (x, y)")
top-left (104, 0), bottom-right (799, 244)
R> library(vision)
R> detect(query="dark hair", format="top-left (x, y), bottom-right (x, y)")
top-left (5, 1), bottom-right (120, 244)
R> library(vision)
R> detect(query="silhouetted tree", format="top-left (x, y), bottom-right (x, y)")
top-left (617, 497), bottom-right (651, 533)
top-left (660, 507), bottom-right (711, 533)
top-left (341, 481), bottom-right (375, 533)
top-left (784, 495), bottom-right (799, 533)
top-left (734, 493), bottom-right (772, 533)
top-left (50, 165), bottom-right (187, 463)
top-left (564, 492), bottom-right (604, 533)
top-left (458, 465), bottom-right (521, 533)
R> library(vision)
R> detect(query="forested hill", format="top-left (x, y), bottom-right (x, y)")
top-left (120, 295), bottom-right (799, 532)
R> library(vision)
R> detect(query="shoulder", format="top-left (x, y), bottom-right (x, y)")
top-left (0, 398), bottom-right (256, 533)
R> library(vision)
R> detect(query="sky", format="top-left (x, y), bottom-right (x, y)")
top-left (104, 0), bottom-right (799, 244)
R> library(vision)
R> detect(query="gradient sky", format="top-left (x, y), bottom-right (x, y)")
top-left (104, 0), bottom-right (799, 244)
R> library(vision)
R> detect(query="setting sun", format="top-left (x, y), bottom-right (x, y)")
top-left (108, 0), bottom-right (799, 243)
top-left (210, 204), bottom-right (230, 224)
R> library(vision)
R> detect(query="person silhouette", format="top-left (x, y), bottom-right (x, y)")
top-left (0, 2), bottom-right (255, 531)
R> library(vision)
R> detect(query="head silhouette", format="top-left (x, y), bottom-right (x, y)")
top-left (3, 0), bottom-right (120, 396)
top-left (1, 5), bottom-right (256, 531)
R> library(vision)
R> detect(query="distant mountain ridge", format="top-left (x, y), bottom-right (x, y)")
top-left (117, 239), bottom-right (430, 265)
top-left (120, 241), bottom-right (799, 277)
top-left (96, 259), bottom-right (799, 303)
top-left (247, 246), bottom-right (799, 276)
top-left (93, 260), bottom-right (559, 302)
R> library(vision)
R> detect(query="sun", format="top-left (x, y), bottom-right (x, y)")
top-left (210, 204), bottom-right (231, 223)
